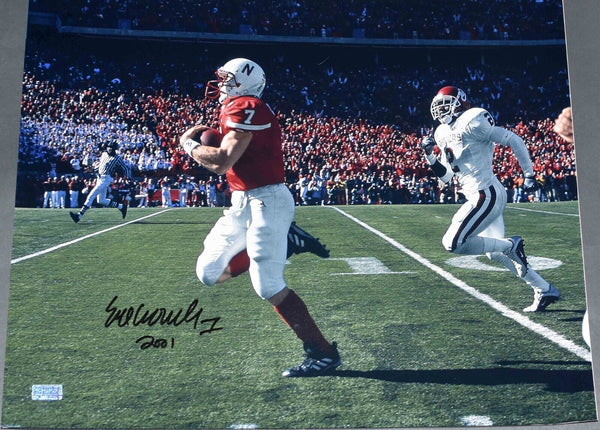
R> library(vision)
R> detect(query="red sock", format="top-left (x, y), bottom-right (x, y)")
top-left (229, 250), bottom-right (250, 277)
top-left (274, 289), bottom-right (332, 354)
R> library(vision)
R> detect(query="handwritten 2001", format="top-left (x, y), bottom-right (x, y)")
top-left (105, 296), bottom-right (223, 350)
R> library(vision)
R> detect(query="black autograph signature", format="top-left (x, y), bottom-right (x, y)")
top-left (135, 335), bottom-right (175, 350)
top-left (105, 296), bottom-right (223, 349)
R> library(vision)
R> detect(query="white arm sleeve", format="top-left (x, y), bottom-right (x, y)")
top-left (489, 126), bottom-right (534, 176)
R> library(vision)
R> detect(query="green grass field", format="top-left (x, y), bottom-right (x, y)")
top-left (2, 202), bottom-right (596, 428)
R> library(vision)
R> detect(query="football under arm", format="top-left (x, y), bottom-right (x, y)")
top-left (190, 130), bottom-right (253, 175)
top-left (489, 126), bottom-right (534, 176)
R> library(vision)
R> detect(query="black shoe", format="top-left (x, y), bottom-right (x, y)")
top-left (287, 222), bottom-right (330, 258)
top-left (120, 202), bottom-right (128, 219)
top-left (69, 211), bottom-right (81, 223)
top-left (282, 342), bottom-right (341, 377)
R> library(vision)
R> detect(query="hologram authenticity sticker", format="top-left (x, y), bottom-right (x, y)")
top-left (31, 384), bottom-right (63, 401)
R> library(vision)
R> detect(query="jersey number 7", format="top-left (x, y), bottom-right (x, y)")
top-left (244, 109), bottom-right (255, 124)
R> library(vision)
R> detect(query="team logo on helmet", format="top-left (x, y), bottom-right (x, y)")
top-left (205, 58), bottom-right (266, 104)
top-left (430, 86), bottom-right (470, 124)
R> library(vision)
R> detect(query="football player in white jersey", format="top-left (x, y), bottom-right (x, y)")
top-left (421, 86), bottom-right (560, 312)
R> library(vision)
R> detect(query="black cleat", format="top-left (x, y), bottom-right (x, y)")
top-left (287, 221), bottom-right (330, 258)
top-left (282, 342), bottom-right (341, 377)
top-left (69, 211), bottom-right (81, 223)
top-left (120, 202), bottom-right (128, 219)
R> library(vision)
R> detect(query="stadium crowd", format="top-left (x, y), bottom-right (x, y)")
top-left (29, 0), bottom-right (565, 40)
top-left (16, 29), bottom-right (575, 208)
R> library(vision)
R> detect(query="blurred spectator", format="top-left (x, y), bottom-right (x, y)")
top-left (30, 0), bottom-right (565, 41)
top-left (17, 29), bottom-right (575, 207)
top-left (160, 176), bottom-right (172, 207)
top-left (42, 176), bottom-right (53, 208)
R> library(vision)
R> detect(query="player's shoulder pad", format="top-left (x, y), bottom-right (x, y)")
top-left (459, 107), bottom-right (494, 136)
top-left (223, 95), bottom-right (272, 132)
top-left (459, 107), bottom-right (491, 125)
top-left (223, 95), bottom-right (264, 112)
top-left (433, 124), bottom-right (450, 144)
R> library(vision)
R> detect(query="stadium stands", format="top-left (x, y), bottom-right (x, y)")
top-left (29, 0), bottom-right (565, 40)
top-left (15, 3), bottom-right (574, 207)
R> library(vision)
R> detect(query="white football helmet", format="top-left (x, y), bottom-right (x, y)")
top-left (205, 58), bottom-right (266, 104)
top-left (430, 86), bottom-right (471, 124)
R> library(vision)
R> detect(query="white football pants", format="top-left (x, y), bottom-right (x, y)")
top-left (442, 178), bottom-right (550, 291)
top-left (83, 174), bottom-right (114, 208)
top-left (196, 183), bottom-right (294, 300)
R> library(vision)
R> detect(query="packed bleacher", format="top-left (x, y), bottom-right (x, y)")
top-left (29, 0), bottom-right (565, 40)
top-left (16, 26), bottom-right (575, 208)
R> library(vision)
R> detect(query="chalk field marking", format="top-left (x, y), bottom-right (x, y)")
top-left (446, 255), bottom-right (562, 272)
top-left (330, 257), bottom-right (417, 276)
top-left (460, 415), bottom-right (494, 426)
top-left (11, 210), bottom-right (172, 265)
top-left (508, 206), bottom-right (579, 217)
top-left (332, 207), bottom-right (591, 362)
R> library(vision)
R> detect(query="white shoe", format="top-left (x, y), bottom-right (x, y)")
top-left (523, 285), bottom-right (560, 312)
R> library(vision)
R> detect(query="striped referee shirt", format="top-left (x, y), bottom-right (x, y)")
top-left (97, 152), bottom-right (131, 178)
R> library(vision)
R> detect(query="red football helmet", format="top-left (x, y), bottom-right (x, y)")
top-left (430, 86), bottom-right (470, 124)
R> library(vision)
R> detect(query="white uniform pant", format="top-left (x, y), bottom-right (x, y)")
top-left (70, 190), bottom-right (79, 208)
top-left (196, 183), bottom-right (294, 300)
top-left (51, 191), bottom-right (59, 208)
top-left (43, 191), bottom-right (52, 208)
top-left (58, 190), bottom-right (66, 208)
top-left (162, 188), bottom-right (172, 207)
top-left (84, 175), bottom-right (114, 207)
top-left (442, 178), bottom-right (551, 291)
top-left (442, 179), bottom-right (507, 252)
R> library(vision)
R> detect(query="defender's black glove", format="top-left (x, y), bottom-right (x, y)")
top-left (523, 175), bottom-right (538, 192)
top-left (421, 136), bottom-right (436, 156)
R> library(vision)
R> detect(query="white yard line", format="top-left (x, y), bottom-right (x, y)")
top-left (11, 209), bottom-right (172, 265)
top-left (332, 207), bottom-right (591, 362)
top-left (508, 206), bottom-right (579, 217)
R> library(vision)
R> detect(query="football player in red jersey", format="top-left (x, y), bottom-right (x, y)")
top-left (180, 58), bottom-right (340, 377)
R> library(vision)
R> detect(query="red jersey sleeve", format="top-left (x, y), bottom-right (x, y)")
top-left (219, 96), bottom-right (285, 191)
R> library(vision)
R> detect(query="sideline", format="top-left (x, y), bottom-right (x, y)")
top-left (508, 206), bottom-right (579, 217)
top-left (11, 209), bottom-right (172, 265)
top-left (332, 206), bottom-right (591, 362)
